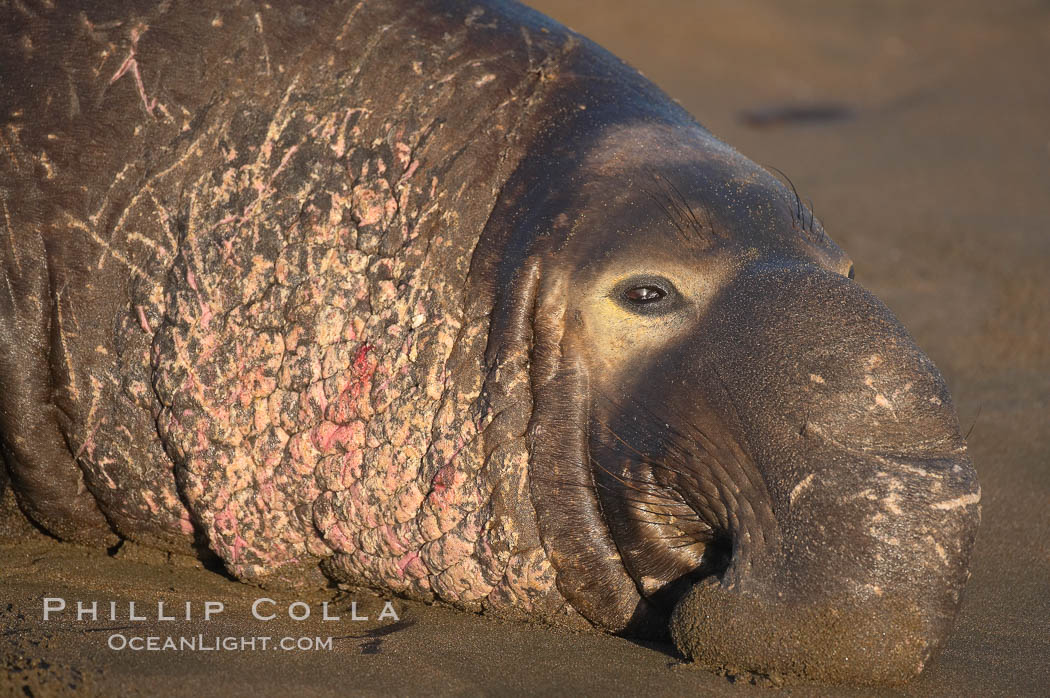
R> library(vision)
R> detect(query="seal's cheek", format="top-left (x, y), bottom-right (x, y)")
top-left (576, 304), bottom-right (683, 382)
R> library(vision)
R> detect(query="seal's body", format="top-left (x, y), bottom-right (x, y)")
top-left (0, 0), bottom-right (979, 684)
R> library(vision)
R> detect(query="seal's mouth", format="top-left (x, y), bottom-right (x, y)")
top-left (589, 442), bottom-right (734, 613)
top-left (527, 374), bottom-right (776, 637)
top-left (588, 395), bottom-right (771, 619)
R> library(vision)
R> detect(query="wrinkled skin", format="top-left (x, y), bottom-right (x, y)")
top-left (0, 0), bottom-right (978, 685)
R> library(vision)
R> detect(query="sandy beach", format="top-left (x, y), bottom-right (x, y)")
top-left (3, 0), bottom-right (1048, 695)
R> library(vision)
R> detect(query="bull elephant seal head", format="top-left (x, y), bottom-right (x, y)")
top-left (477, 120), bottom-right (980, 684)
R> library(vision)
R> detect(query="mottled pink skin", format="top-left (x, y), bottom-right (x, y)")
top-left (139, 6), bottom-right (576, 614)
top-left (0, 0), bottom-right (581, 623)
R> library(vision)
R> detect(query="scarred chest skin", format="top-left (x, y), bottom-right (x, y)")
top-left (0, 0), bottom-right (609, 623)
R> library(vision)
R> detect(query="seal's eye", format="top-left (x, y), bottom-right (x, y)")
top-left (624, 286), bottom-right (665, 304)
top-left (847, 265), bottom-right (855, 280)
top-left (612, 275), bottom-right (680, 315)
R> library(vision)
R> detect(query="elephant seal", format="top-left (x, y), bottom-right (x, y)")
top-left (0, 0), bottom-right (979, 685)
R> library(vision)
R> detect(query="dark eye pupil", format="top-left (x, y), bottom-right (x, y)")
top-left (625, 286), bottom-right (664, 303)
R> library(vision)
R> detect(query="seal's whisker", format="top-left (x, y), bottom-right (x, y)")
top-left (593, 396), bottom-right (698, 465)
top-left (767, 165), bottom-right (804, 226)
top-left (602, 446), bottom-right (723, 500)
top-left (643, 186), bottom-right (692, 244)
top-left (665, 539), bottom-right (708, 551)
top-left (586, 450), bottom-right (706, 504)
top-left (592, 417), bottom-right (662, 465)
top-left (587, 453), bottom-right (684, 502)
top-left (596, 389), bottom-right (713, 461)
top-left (659, 187), bottom-right (695, 235)
top-left (661, 173), bottom-right (706, 237)
top-left (618, 499), bottom-right (705, 522)
top-left (643, 168), bottom-right (715, 247)
top-left (530, 472), bottom-right (681, 509)
top-left (648, 529), bottom-right (707, 543)
top-left (594, 391), bottom-right (725, 488)
top-left (965, 404), bottom-right (983, 440)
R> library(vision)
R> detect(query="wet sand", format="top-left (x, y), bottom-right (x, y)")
top-left (3, 1), bottom-right (1048, 695)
